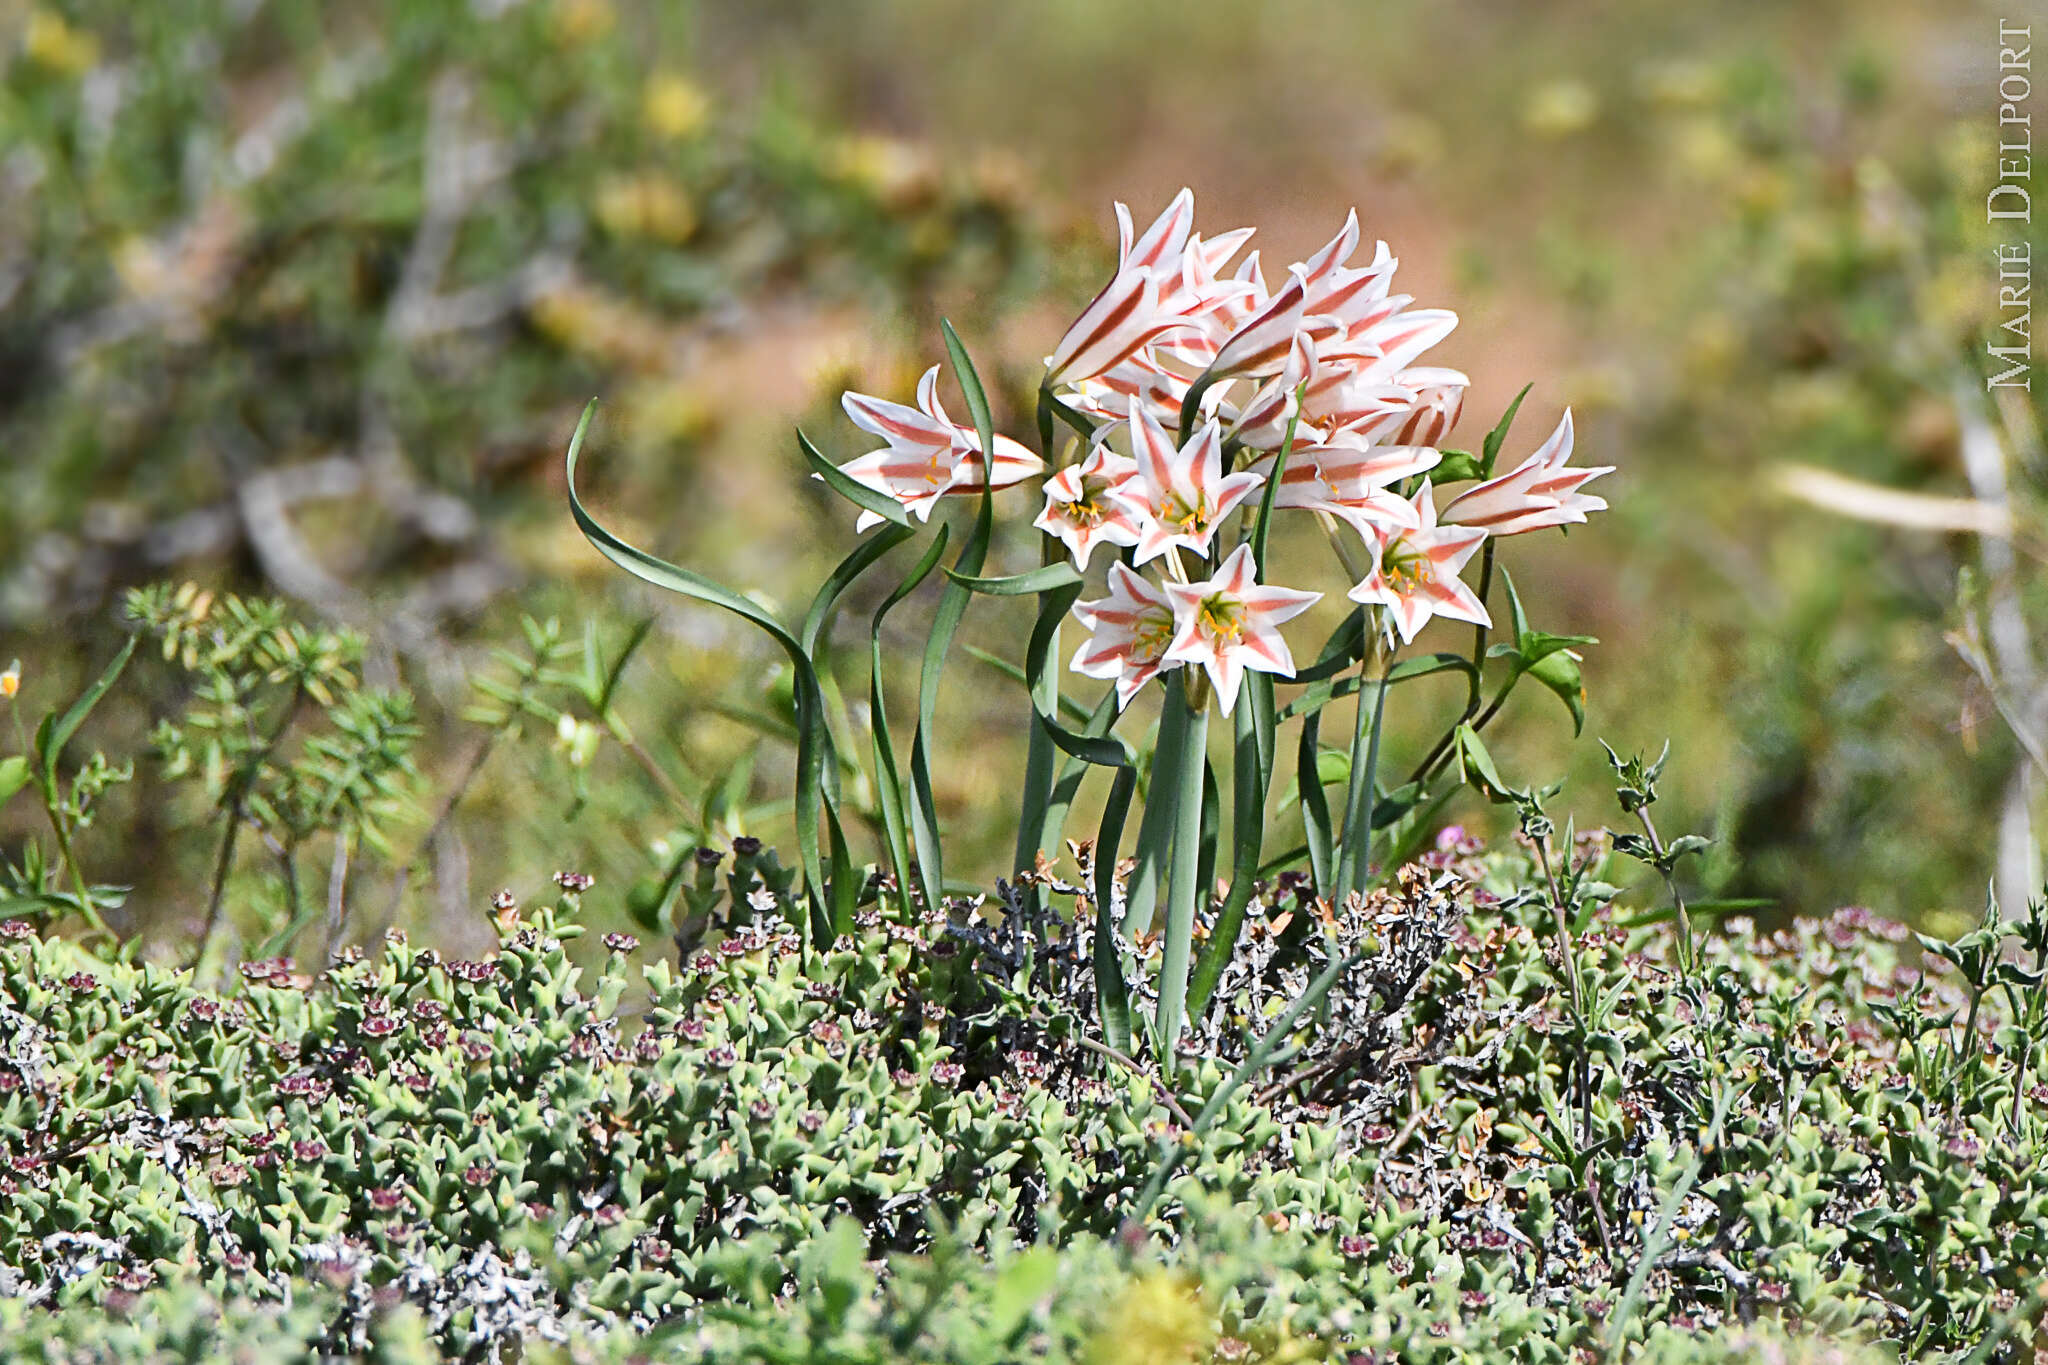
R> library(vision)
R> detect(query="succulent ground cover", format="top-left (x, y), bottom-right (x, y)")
top-left (5, 839), bottom-right (2048, 1360)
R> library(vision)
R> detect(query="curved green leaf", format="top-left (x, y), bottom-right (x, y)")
top-left (564, 401), bottom-right (835, 926)
top-left (38, 634), bottom-right (136, 790)
top-left (1480, 382), bottom-right (1534, 478)
top-left (802, 524), bottom-right (918, 658)
top-left (869, 528), bottom-right (951, 901)
top-left (798, 428), bottom-right (911, 528)
top-left (946, 562), bottom-right (1084, 596)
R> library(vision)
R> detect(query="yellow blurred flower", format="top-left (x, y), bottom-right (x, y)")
top-left (829, 133), bottom-right (939, 210)
top-left (1523, 80), bottom-right (1598, 138)
top-left (595, 173), bottom-right (698, 245)
top-left (1, 661), bottom-right (19, 699)
top-left (1085, 1272), bottom-right (1211, 1365)
top-left (23, 9), bottom-right (99, 76)
top-left (642, 73), bottom-right (711, 141)
top-left (1670, 117), bottom-right (1740, 183)
top-left (550, 0), bottom-right (614, 45)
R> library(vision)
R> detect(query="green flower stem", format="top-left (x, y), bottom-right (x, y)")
top-left (1334, 633), bottom-right (1393, 905)
top-left (1154, 672), bottom-right (1212, 1064)
top-left (1121, 686), bottom-right (1189, 936)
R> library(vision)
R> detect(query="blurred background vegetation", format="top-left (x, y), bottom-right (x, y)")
top-left (2, 0), bottom-right (2040, 957)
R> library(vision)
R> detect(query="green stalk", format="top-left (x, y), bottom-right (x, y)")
top-left (1121, 686), bottom-right (1189, 935)
top-left (1334, 633), bottom-right (1392, 904)
top-left (1154, 673), bottom-right (1212, 1063)
top-left (1013, 393), bottom-right (1068, 906)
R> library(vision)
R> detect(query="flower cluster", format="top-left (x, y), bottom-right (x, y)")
top-left (836, 189), bottom-right (1613, 711)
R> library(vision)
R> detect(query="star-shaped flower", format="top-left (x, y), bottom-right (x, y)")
top-left (1115, 402), bottom-right (1264, 566)
top-left (1346, 481), bottom-right (1490, 644)
top-left (1070, 563), bottom-right (1181, 708)
top-left (1162, 544), bottom-right (1321, 713)
top-left (1034, 447), bottom-right (1145, 568)
top-left (1441, 410), bottom-right (1610, 537)
top-left (837, 365), bottom-right (1042, 530)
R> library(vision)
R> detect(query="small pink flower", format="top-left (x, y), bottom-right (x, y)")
top-left (1162, 545), bottom-right (1321, 713)
top-left (837, 365), bottom-right (1042, 530)
top-left (1033, 447), bottom-right (1144, 567)
top-left (1347, 481), bottom-right (1490, 644)
top-left (1116, 402), bottom-right (1264, 565)
top-left (1070, 564), bottom-right (1180, 709)
top-left (1441, 410), bottom-right (1610, 536)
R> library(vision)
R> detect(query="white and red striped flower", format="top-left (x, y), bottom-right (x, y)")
top-left (1044, 190), bottom-right (1205, 386)
top-left (1441, 410), bottom-right (1611, 536)
top-left (1243, 442), bottom-right (1437, 537)
top-left (1070, 563), bottom-right (1181, 709)
top-left (1114, 402), bottom-right (1264, 566)
top-left (1162, 544), bottom-right (1321, 714)
top-left (837, 365), bottom-right (1042, 530)
top-left (1379, 368), bottom-right (1470, 448)
top-left (1034, 447), bottom-right (1144, 568)
top-left (1347, 481), bottom-right (1491, 644)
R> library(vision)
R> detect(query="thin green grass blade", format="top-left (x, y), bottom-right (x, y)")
top-left (38, 634), bottom-right (137, 791)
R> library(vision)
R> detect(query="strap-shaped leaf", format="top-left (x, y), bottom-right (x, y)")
top-left (1278, 651), bottom-right (1475, 721)
top-left (906, 323), bottom-right (998, 913)
top-left (1022, 582), bottom-right (1131, 770)
top-left (1092, 762), bottom-right (1138, 1053)
top-left (1187, 672), bottom-right (1276, 1021)
top-left (798, 428), bottom-right (911, 528)
top-left (1288, 609), bottom-right (1369, 685)
top-left (868, 528), bottom-right (952, 903)
top-left (1296, 708), bottom-right (1336, 897)
top-left (564, 401), bottom-right (833, 924)
top-left (1334, 664), bottom-right (1392, 903)
top-left (802, 524), bottom-right (918, 658)
top-left (946, 562), bottom-right (1084, 596)
top-left (1480, 382), bottom-right (1534, 478)
top-left (1153, 677), bottom-right (1211, 1059)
